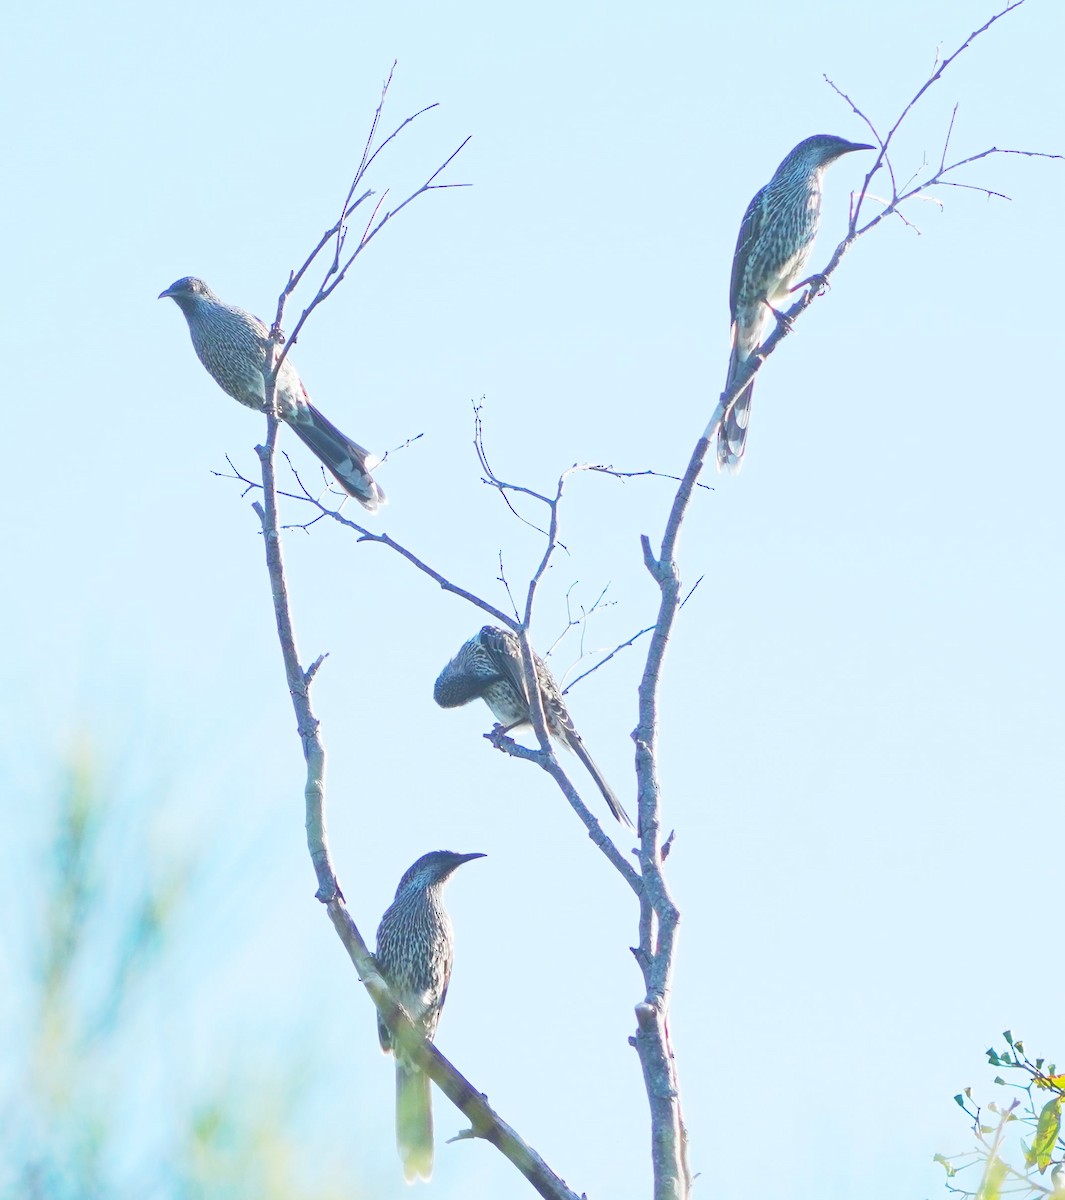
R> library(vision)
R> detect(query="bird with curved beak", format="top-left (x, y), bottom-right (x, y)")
top-left (375, 850), bottom-right (486, 1182)
top-left (433, 625), bottom-right (634, 829)
top-left (709, 134), bottom-right (874, 472)
top-left (159, 276), bottom-right (385, 510)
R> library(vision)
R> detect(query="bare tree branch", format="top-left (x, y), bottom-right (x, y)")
top-left (563, 624), bottom-right (656, 694)
top-left (254, 331), bottom-right (583, 1197)
top-left (703, 0), bottom-right (1060, 450)
top-left (251, 404), bottom-right (340, 905)
top-left (324, 900), bottom-right (582, 1200)
top-left (268, 66), bottom-right (470, 373)
top-left (227, 14), bottom-right (1055, 1197)
top-left (484, 726), bottom-right (641, 890)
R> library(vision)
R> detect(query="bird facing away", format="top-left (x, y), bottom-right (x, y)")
top-left (375, 849), bottom-right (485, 1183)
top-left (713, 134), bottom-right (873, 473)
top-left (433, 625), bottom-right (634, 829)
top-left (158, 277), bottom-right (385, 510)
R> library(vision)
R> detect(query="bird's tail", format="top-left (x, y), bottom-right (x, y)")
top-left (569, 736), bottom-right (634, 830)
top-left (288, 403), bottom-right (387, 512)
top-left (714, 346), bottom-right (755, 474)
top-left (395, 1060), bottom-right (434, 1183)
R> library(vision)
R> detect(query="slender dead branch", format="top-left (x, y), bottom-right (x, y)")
top-left (705, 1), bottom-right (1060, 448)
top-left (254, 332), bottom-right (583, 1197)
top-left (542, 581), bottom-right (614, 666)
top-left (589, 464), bottom-right (714, 491)
top-left (277, 134), bottom-right (469, 365)
top-left (485, 727), bottom-right (641, 889)
top-left (324, 900), bottom-right (582, 1200)
top-left (252, 374), bottom-right (339, 904)
top-left (630, 437), bottom-right (706, 1200)
top-left (268, 66), bottom-right (470, 373)
top-left (353, 524), bottom-right (519, 628)
top-left (563, 624), bottom-right (656, 694)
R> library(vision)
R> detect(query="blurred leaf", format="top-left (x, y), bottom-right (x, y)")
top-left (1036, 1074), bottom-right (1065, 1091)
top-left (6, 738), bottom-right (371, 1200)
top-left (1033, 1097), bottom-right (1063, 1173)
top-left (933, 1153), bottom-right (957, 1177)
top-left (976, 1156), bottom-right (1008, 1200)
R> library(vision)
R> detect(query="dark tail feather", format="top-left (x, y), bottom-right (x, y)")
top-left (396, 1061), bottom-right (434, 1183)
top-left (570, 736), bottom-right (634, 829)
top-left (717, 348), bottom-right (754, 474)
top-left (288, 403), bottom-right (386, 512)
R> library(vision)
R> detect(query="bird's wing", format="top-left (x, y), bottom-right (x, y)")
top-left (729, 184), bottom-right (768, 321)
top-left (478, 626), bottom-right (530, 705)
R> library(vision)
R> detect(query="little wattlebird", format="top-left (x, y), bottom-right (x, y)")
top-left (709, 134), bottom-right (873, 472)
top-left (158, 276), bottom-right (385, 510)
top-left (375, 849), bottom-right (485, 1183)
top-left (433, 625), bottom-right (634, 829)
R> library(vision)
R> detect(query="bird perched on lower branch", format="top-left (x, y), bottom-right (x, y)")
top-left (709, 134), bottom-right (873, 473)
top-left (375, 849), bottom-right (485, 1183)
top-left (158, 276), bottom-right (385, 510)
top-left (433, 625), bottom-right (634, 829)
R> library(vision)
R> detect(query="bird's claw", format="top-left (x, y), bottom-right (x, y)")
top-left (765, 302), bottom-right (795, 333)
top-left (795, 272), bottom-right (830, 299)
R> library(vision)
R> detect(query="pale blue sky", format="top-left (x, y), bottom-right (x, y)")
top-left (2, 0), bottom-right (1063, 1196)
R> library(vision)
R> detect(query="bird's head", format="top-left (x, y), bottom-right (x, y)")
top-left (158, 276), bottom-right (216, 304)
top-left (396, 850), bottom-right (487, 895)
top-left (790, 133), bottom-right (875, 171)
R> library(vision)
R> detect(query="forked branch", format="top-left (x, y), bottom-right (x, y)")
top-left (706, 0), bottom-right (1060, 446)
top-left (252, 371), bottom-right (581, 1199)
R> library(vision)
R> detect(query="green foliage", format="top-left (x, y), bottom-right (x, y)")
top-left (1030, 1098), bottom-right (1063, 1174)
top-left (0, 742), bottom-right (372, 1200)
top-left (939, 1035), bottom-right (1065, 1200)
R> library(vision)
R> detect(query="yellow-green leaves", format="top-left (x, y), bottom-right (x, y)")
top-left (1027, 1096), bottom-right (1063, 1174)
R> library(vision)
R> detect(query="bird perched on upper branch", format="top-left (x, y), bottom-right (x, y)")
top-left (433, 625), bottom-right (634, 829)
top-left (375, 849), bottom-right (485, 1183)
top-left (711, 134), bottom-right (873, 473)
top-left (158, 276), bottom-right (385, 510)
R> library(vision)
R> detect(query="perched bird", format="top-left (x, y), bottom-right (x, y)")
top-left (375, 849), bottom-right (485, 1183)
top-left (433, 625), bottom-right (634, 829)
top-left (158, 276), bottom-right (385, 510)
top-left (711, 134), bottom-right (873, 472)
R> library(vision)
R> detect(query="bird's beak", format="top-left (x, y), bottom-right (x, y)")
top-left (851, 143), bottom-right (876, 152)
top-left (158, 287), bottom-right (173, 300)
top-left (459, 852), bottom-right (488, 864)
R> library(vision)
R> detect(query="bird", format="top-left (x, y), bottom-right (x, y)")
top-left (158, 276), bottom-right (385, 510)
top-left (710, 134), bottom-right (874, 472)
top-left (374, 849), bottom-right (485, 1183)
top-left (433, 625), bottom-right (634, 829)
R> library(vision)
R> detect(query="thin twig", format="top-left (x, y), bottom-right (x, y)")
top-left (484, 728), bottom-right (641, 891)
top-left (268, 66), bottom-right (470, 372)
top-left (563, 625), bottom-right (656, 694)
